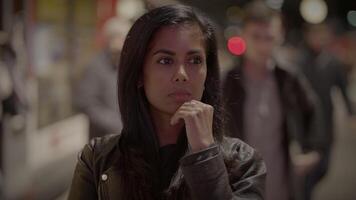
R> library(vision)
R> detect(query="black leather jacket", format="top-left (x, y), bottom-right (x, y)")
top-left (223, 63), bottom-right (324, 153)
top-left (68, 134), bottom-right (266, 200)
top-left (222, 63), bottom-right (324, 199)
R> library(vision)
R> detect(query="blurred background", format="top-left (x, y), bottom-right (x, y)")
top-left (0, 0), bottom-right (355, 199)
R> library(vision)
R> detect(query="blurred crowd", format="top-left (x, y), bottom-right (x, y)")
top-left (1, 0), bottom-right (355, 199)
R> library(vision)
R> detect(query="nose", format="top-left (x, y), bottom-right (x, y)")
top-left (173, 64), bottom-right (189, 82)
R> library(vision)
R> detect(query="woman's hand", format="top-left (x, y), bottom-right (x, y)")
top-left (170, 100), bottom-right (215, 152)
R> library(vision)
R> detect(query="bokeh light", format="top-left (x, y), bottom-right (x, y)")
top-left (227, 36), bottom-right (246, 56)
top-left (116, 0), bottom-right (145, 20)
top-left (300, 0), bottom-right (328, 24)
top-left (347, 10), bottom-right (356, 27)
top-left (266, 0), bottom-right (284, 10)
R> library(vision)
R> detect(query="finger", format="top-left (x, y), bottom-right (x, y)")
top-left (178, 104), bottom-right (213, 126)
top-left (181, 101), bottom-right (210, 112)
top-left (170, 110), bottom-right (193, 125)
top-left (178, 105), bottom-right (204, 114)
top-left (180, 100), bottom-right (198, 109)
top-left (188, 101), bottom-right (214, 114)
top-left (170, 102), bottom-right (195, 125)
top-left (171, 101), bottom-right (213, 125)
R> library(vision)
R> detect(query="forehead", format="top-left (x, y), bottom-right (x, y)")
top-left (148, 23), bottom-right (206, 51)
top-left (244, 21), bottom-right (273, 31)
top-left (243, 21), bottom-right (281, 39)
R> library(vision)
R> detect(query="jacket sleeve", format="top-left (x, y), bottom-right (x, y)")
top-left (180, 141), bottom-right (266, 200)
top-left (293, 74), bottom-right (326, 152)
top-left (68, 144), bottom-right (98, 200)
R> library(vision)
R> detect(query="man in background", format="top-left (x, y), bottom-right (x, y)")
top-left (297, 22), bottom-right (354, 200)
top-left (75, 17), bottom-right (131, 139)
top-left (223, 1), bottom-right (324, 199)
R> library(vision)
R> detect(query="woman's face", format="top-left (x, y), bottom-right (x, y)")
top-left (143, 24), bottom-right (207, 116)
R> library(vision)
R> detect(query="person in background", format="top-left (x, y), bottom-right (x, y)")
top-left (68, 5), bottom-right (266, 200)
top-left (0, 39), bottom-right (15, 200)
top-left (223, 1), bottom-right (323, 200)
top-left (0, 39), bottom-right (20, 173)
top-left (1, 35), bottom-right (28, 200)
top-left (297, 22), bottom-right (354, 200)
top-left (74, 17), bottom-right (131, 139)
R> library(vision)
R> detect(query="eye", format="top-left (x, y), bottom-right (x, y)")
top-left (157, 57), bottom-right (174, 65)
top-left (188, 56), bottom-right (203, 65)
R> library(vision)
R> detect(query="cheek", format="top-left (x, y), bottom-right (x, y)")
top-left (199, 68), bottom-right (207, 86)
top-left (143, 66), bottom-right (171, 104)
top-left (144, 70), bottom-right (163, 95)
top-left (144, 61), bottom-right (159, 85)
top-left (192, 67), bottom-right (207, 99)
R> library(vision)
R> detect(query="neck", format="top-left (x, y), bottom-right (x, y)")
top-left (243, 58), bottom-right (270, 81)
top-left (150, 107), bottom-right (183, 147)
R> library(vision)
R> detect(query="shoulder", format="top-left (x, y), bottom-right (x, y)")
top-left (88, 134), bottom-right (121, 152)
top-left (275, 65), bottom-right (316, 101)
top-left (222, 66), bottom-right (243, 94)
top-left (69, 134), bottom-right (121, 199)
top-left (78, 134), bottom-right (121, 171)
top-left (274, 64), bottom-right (311, 91)
top-left (87, 133), bottom-right (120, 157)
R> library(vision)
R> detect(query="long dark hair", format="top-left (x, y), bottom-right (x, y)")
top-left (117, 4), bottom-right (223, 199)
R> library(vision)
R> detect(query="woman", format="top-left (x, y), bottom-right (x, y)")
top-left (69, 5), bottom-right (266, 200)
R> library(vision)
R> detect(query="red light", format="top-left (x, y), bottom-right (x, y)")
top-left (227, 37), bottom-right (246, 56)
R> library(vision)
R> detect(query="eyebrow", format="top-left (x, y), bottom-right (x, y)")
top-left (153, 49), bottom-right (175, 56)
top-left (152, 49), bottom-right (203, 56)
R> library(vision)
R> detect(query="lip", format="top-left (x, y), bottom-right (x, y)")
top-left (168, 90), bottom-right (192, 102)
